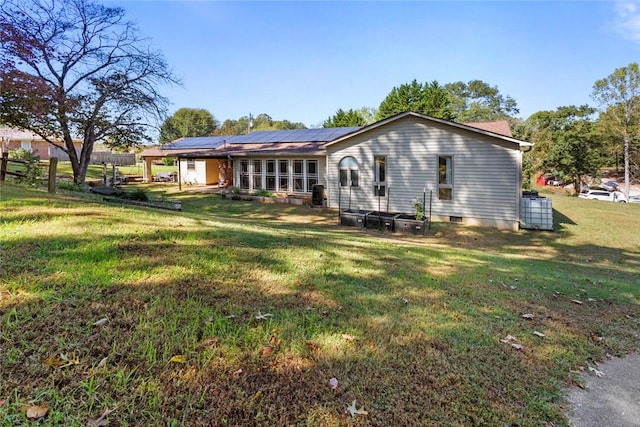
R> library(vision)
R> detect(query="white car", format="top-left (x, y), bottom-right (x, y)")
top-left (578, 189), bottom-right (628, 203)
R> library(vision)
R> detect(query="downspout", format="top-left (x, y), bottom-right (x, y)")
top-left (178, 157), bottom-right (182, 191)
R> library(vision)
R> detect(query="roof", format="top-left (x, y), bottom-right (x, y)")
top-left (139, 145), bottom-right (210, 158)
top-left (174, 142), bottom-right (326, 158)
top-left (162, 127), bottom-right (361, 151)
top-left (325, 112), bottom-right (532, 148)
top-left (463, 120), bottom-right (513, 137)
top-left (0, 127), bottom-right (82, 143)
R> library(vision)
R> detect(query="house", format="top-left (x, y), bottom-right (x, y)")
top-left (141, 113), bottom-right (531, 230)
top-left (0, 128), bottom-right (82, 160)
top-left (140, 127), bottom-right (360, 189)
top-left (325, 112), bottom-right (530, 230)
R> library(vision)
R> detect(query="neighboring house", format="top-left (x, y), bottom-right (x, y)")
top-left (0, 128), bottom-right (82, 160)
top-left (140, 113), bottom-right (531, 230)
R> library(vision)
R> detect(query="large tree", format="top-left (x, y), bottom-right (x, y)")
top-left (159, 108), bottom-right (218, 144)
top-left (591, 63), bottom-right (640, 198)
top-left (323, 108), bottom-right (369, 127)
top-left (541, 106), bottom-right (602, 193)
top-left (0, 0), bottom-right (178, 184)
top-left (445, 80), bottom-right (519, 122)
top-left (376, 80), bottom-right (454, 121)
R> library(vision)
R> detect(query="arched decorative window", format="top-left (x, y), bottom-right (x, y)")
top-left (339, 156), bottom-right (359, 187)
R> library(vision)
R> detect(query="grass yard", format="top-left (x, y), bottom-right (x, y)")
top-left (0, 182), bottom-right (638, 426)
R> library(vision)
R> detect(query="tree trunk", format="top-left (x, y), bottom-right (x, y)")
top-left (624, 136), bottom-right (630, 199)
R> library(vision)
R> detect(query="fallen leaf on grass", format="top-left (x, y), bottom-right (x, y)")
top-left (44, 354), bottom-right (65, 368)
top-left (233, 368), bottom-right (243, 376)
top-left (255, 313), bottom-right (273, 320)
top-left (202, 338), bottom-right (218, 346)
top-left (511, 343), bottom-right (524, 350)
top-left (588, 366), bottom-right (605, 377)
top-left (342, 334), bottom-right (356, 342)
top-left (169, 355), bottom-right (186, 363)
top-left (97, 357), bottom-right (108, 369)
top-left (306, 342), bottom-right (320, 353)
top-left (59, 353), bottom-right (80, 368)
top-left (346, 400), bottom-right (368, 417)
top-left (521, 313), bottom-right (534, 320)
top-left (0, 399), bottom-right (6, 407)
top-left (533, 331), bottom-right (545, 338)
top-left (26, 405), bottom-right (48, 419)
top-left (87, 407), bottom-right (116, 427)
top-left (262, 346), bottom-right (273, 356)
top-left (571, 299), bottom-right (583, 305)
top-left (92, 317), bottom-right (108, 326)
top-left (329, 377), bottom-right (338, 390)
top-left (499, 335), bottom-right (517, 343)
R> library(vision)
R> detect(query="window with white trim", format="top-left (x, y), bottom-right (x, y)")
top-left (339, 156), bottom-right (359, 187)
top-left (239, 160), bottom-right (250, 190)
top-left (266, 160), bottom-right (276, 191)
top-left (252, 160), bottom-right (262, 190)
top-left (374, 155), bottom-right (386, 196)
top-left (186, 159), bottom-right (196, 171)
top-left (21, 141), bottom-right (32, 151)
top-left (438, 155), bottom-right (453, 200)
top-left (293, 160), bottom-right (304, 192)
top-left (306, 160), bottom-right (318, 191)
top-left (278, 160), bottom-right (289, 192)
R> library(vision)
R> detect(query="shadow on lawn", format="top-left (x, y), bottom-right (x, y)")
top-left (2, 189), bottom-right (640, 425)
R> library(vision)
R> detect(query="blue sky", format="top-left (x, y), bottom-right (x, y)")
top-left (107, 1), bottom-right (640, 127)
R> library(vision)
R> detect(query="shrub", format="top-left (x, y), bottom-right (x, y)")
top-left (57, 180), bottom-right (83, 192)
top-left (253, 189), bottom-right (274, 197)
top-left (121, 187), bottom-right (149, 201)
top-left (8, 149), bottom-right (42, 187)
top-left (162, 157), bottom-right (176, 166)
top-left (413, 199), bottom-right (425, 221)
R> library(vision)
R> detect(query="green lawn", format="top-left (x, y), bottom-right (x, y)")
top-left (0, 182), bottom-right (638, 426)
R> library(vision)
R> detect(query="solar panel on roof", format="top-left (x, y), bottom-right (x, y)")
top-left (161, 127), bottom-right (362, 150)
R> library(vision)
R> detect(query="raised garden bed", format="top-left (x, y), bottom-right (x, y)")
top-left (339, 209), bottom-right (370, 229)
top-left (365, 211), bottom-right (398, 231)
top-left (394, 214), bottom-right (428, 235)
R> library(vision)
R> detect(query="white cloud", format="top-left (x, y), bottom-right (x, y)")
top-left (614, 1), bottom-right (640, 42)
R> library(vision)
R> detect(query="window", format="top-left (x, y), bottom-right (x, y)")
top-left (339, 156), bottom-right (359, 187)
top-left (438, 156), bottom-right (453, 200)
top-left (374, 155), bottom-right (386, 196)
top-left (266, 160), bottom-right (276, 191)
top-left (293, 160), bottom-right (304, 192)
top-left (252, 160), bottom-right (263, 190)
top-left (278, 160), bottom-right (289, 192)
top-left (306, 160), bottom-right (318, 191)
top-left (21, 141), bottom-right (32, 151)
top-left (239, 160), bottom-right (250, 190)
top-left (186, 159), bottom-right (196, 171)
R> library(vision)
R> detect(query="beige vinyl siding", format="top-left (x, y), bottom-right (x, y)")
top-left (327, 115), bottom-right (521, 228)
